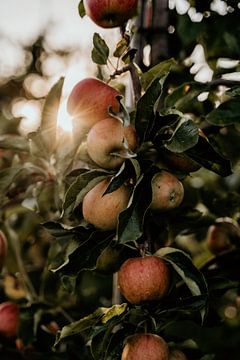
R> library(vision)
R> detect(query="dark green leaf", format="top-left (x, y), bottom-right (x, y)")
top-left (164, 119), bottom-right (199, 153)
top-left (141, 58), bottom-right (176, 91)
top-left (206, 99), bottom-right (240, 126)
top-left (185, 135), bottom-right (232, 177)
top-left (155, 247), bottom-right (208, 320)
top-left (92, 33), bottom-right (109, 65)
top-left (226, 86), bottom-right (240, 97)
top-left (135, 76), bottom-right (167, 143)
top-left (0, 166), bottom-right (25, 198)
top-left (122, 48), bottom-right (137, 64)
top-left (63, 170), bottom-right (108, 216)
top-left (41, 77), bottom-right (64, 154)
top-left (78, 0), bottom-right (86, 17)
top-left (165, 82), bottom-right (209, 111)
top-left (117, 174), bottom-right (152, 244)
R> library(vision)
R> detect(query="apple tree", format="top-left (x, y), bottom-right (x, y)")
top-left (0, 0), bottom-right (240, 359)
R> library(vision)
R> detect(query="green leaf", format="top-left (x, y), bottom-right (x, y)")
top-left (28, 130), bottom-right (50, 159)
top-left (113, 38), bottom-right (129, 58)
top-left (135, 76), bottom-right (167, 143)
top-left (45, 221), bottom-right (114, 275)
top-left (104, 159), bottom-right (141, 196)
top-left (55, 304), bottom-right (127, 346)
top-left (141, 58), bottom-right (176, 91)
top-left (122, 48), bottom-right (137, 64)
top-left (117, 174), bottom-right (152, 244)
top-left (92, 33), bottom-right (109, 65)
top-left (164, 118), bottom-right (199, 153)
top-left (0, 166), bottom-right (25, 199)
top-left (226, 86), bottom-right (240, 97)
top-left (185, 135), bottom-right (232, 177)
top-left (0, 135), bottom-right (29, 152)
top-left (165, 82), bottom-right (209, 111)
top-left (108, 95), bottom-right (131, 127)
top-left (206, 99), bottom-right (240, 126)
top-left (155, 247), bottom-right (208, 320)
top-left (78, 0), bottom-right (86, 17)
top-left (63, 170), bottom-right (108, 216)
top-left (41, 77), bottom-right (64, 154)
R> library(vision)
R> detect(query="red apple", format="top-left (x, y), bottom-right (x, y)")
top-left (118, 256), bottom-right (170, 304)
top-left (84, 0), bottom-right (138, 28)
top-left (87, 117), bottom-right (137, 169)
top-left (67, 78), bottom-right (120, 142)
top-left (0, 230), bottom-right (7, 271)
top-left (150, 171), bottom-right (184, 211)
top-left (82, 177), bottom-right (131, 230)
top-left (121, 333), bottom-right (169, 360)
top-left (206, 220), bottom-right (239, 255)
top-left (0, 302), bottom-right (19, 338)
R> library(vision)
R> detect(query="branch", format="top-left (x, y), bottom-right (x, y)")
top-left (207, 78), bottom-right (240, 88)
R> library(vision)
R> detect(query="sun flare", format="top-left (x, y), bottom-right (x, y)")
top-left (57, 99), bottom-right (73, 133)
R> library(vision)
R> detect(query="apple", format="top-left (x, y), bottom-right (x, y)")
top-left (87, 117), bottom-right (137, 169)
top-left (206, 220), bottom-right (239, 255)
top-left (0, 230), bottom-right (7, 271)
top-left (169, 349), bottom-right (188, 360)
top-left (84, 0), bottom-right (138, 28)
top-left (121, 333), bottom-right (169, 360)
top-left (150, 171), bottom-right (184, 211)
top-left (67, 78), bottom-right (120, 142)
top-left (0, 302), bottom-right (19, 338)
top-left (82, 177), bottom-right (131, 230)
top-left (118, 256), bottom-right (170, 304)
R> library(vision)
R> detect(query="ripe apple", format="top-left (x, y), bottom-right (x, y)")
top-left (206, 220), bottom-right (239, 255)
top-left (82, 177), bottom-right (131, 230)
top-left (169, 349), bottom-right (188, 360)
top-left (121, 333), bottom-right (169, 360)
top-left (67, 78), bottom-right (120, 142)
top-left (118, 256), bottom-right (170, 304)
top-left (87, 117), bottom-right (137, 169)
top-left (0, 302), bottom-right (19, 338)
top-left (84, 0), bottom-right (138, 28)
top-left (150, 171), bottom-right (184, 211)
top-left (0, 230), bottom-right (7, 271)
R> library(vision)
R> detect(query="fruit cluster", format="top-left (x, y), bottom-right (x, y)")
top-left (66, 75), bottom-right (187, 358)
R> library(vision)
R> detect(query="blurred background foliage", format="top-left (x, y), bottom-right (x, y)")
top-left (0, 0), bottom-right (240, 359)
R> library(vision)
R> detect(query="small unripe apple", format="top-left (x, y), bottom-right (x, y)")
top-left (121, 333), bottom-right (169, 360)
top-left (0, 230), bottom-right (7, 271)
top-left (150, 171), bottom-right (184, 211)
top-left (169, 349), bottom-right (188, 360)
top-left (84, 0), bottom-right (138, 28)
top-left (82, 178), bottom-right (131, 230)
top-left (118, 256), bottom-right (170, 304)
top-left (0, 302), bottom-right (19, 338)
top-left (206, 221), bottom-right (237, 255)
top-left (67, 78), bottom-right (120, 142)
top-left (87, 117), bottom-right (137, 169)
